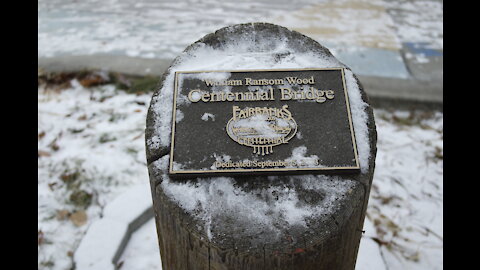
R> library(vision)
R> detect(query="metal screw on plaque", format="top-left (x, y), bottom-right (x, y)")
top-left (146, 22), bottom-right (377, 270)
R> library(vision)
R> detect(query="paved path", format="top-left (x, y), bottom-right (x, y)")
top-left (38, 0), bottom-right (443, 109)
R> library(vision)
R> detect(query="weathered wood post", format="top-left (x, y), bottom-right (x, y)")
top-left (146, 23), bottom-right (376, 270)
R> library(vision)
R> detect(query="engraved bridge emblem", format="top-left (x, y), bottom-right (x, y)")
top-left (226, 105), bottom-right (297, 155)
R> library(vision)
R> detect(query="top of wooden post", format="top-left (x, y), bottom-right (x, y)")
top-left (145, 22), bottom-right (377, 254)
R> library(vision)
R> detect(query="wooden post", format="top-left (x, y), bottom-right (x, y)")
top-left (146, 23), bottom-right (377, 270)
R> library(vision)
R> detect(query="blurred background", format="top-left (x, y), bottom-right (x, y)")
top-left (38, 0), bottom-right (443, 269)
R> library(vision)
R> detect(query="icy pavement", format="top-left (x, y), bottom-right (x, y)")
top-left (38, 83), bottom-right (442, 270)
top-left (38, 0), bottom-right (318, 59)
top-left (38, 0), bottom-right (442, 80)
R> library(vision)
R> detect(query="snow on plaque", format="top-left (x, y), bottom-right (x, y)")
top-left (169, 68), bottom-right (360, 177)
top-left (226, 105), bottom-right (297, 155)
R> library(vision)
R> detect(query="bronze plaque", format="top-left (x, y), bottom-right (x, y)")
top-left (169, 68), bottom-right (359, 177)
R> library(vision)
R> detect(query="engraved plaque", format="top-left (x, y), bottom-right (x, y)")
top-left (169, 68), bottom-right (359, 177)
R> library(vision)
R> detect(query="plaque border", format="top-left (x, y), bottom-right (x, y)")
top-left (168, 68), bottom-right (360, 176)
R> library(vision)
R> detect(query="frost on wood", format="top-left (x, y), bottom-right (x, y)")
top-left (152, 155), bottom-right (361, 243)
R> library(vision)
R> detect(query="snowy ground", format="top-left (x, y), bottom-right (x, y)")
top-left (38, 82), bottom-right (442, 270)
top-left (38, 0), bottom-right (442, 268)
top-left (38, 81), bottom-right (151, 269)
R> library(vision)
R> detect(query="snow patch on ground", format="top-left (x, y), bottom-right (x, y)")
top-left (118, 219), bottom-right (162, 270)
top-left (384, 0), bottom-right (443, 49)
top-left (365, 109), bottom-right (443, 269)
top-left (38, 84), bottom-right (151, 270)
